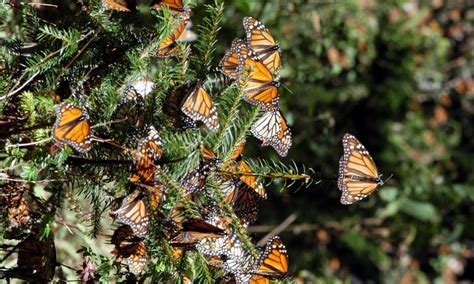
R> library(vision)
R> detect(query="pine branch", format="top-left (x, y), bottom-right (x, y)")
top-left (191, 0), bottom-right (224, 79)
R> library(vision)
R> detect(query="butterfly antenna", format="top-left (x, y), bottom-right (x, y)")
top-left (382, 173), bottom-right (394, 184)
top-left (280, 81), bottom-right (293, 96)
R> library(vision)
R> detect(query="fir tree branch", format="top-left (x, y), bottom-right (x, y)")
top-left (217, 169), bottom-right (312, 183)
top-left (2, 71), bottom-right (40, 100)
top-left (48, 32), bottom-right (98, 93)
top-left (211, 85), bottom-right (241, 151)
top-left (191, 0), bottom-right (224, 79)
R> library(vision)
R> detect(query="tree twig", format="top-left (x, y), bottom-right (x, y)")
top-left (256, 213), bottom-right (298, 246)
top-left (5, 137), bottom-right (52, 149)
top-left (1, 71), bottom-right (40, 100)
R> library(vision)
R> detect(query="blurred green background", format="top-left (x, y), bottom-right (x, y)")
top-left (209, 0), bottom-right (473, 282)
top-left (2, 0), bottom-right (473, 282)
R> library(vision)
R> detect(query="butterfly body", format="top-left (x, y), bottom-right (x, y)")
top-left (338, 133), bottom-right (385, 205)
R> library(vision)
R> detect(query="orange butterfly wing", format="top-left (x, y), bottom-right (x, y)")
top-left (220, 39), bottom-right (245, 80)
top-left (238, 48), bottom-right (279, 111)
top-left (270, 111), bottom-right (292, 157)
top-left (255, 236), bottom-right (289, 277)
top-left (111, 190), bottom-right (149, 237)
top-left (150, 0), bottom-right (186, 12)
top-left (237, 160), bottom-right (267, 199)
top-left (111, 225), bottom-right (147, 274)
top-left (102, 0), bottom-right (135, 11)
top-left (231, 183), bottom-right (260, 224)
top-left (249, 275), bottom-right (270, 284)
top-left (52, 103), bottom-right (92, 153)
top-left (157, 13), bottom-right (190, 57)
top-left (243, 17), bottom-right (281, 74)
top-left (221, 139), bottom-right (267, 199)
top-left (251, 110), bottom-right (291, 157)
top-left (180, 84), bottom-right (220, 131)
top-left (338, 133), bottom-right (382, 205)
top-left (129, 127), bottom-right (163, 184)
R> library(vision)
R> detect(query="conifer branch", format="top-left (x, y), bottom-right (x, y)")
top-left (217, 169), bottom-right (312, 183)
top-left (210, 85), bottom-right (241, 151)
top-left (191, 0), bottom-right (224, 79)
top-left (49, 32), bottom-right (98, 93)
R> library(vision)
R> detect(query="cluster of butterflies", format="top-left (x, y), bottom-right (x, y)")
top-left (103, 125), bottom-right (289, 282)
top-left (46, 0), bottom-right (391, 281)
top-left (220, 17), bottom-right (292, 157)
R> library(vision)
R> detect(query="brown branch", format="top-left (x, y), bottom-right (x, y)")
top-left (256, 213), bottom-right (298, 246)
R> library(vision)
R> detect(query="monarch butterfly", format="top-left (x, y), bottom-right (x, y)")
top-left (196, 234), bottom-right (229, 257)
top-left (180, 147), bottom-right (217, 193)
top-left (111, 190), bottom-right (149, 237)
top-left (221, 139), bottom-right (267, 199)
top-left (243, 17), bottom-right (281, 74)
top-left (177, 20), bottom-right (198, 43)
top-left (112, 85), bottom-right (145, 130)
top-left (142, 181), bottom-right (164, 210)
top-left (150, 0), bottom-right (188, 13)
top-left (220, 38), bottom-right (246, 80)
top-left (220, 180), bottom-right (260, 224)
top-left (170, 218), bottom-right (225, 247)
top-left (102, 0), bottom-right (136, 11)
top-left (157, 12), bottom-right (191, 57)
top-left (129, 126), bottom-right (163, 184)
top-left (52, 103), bottom-right (92, 153)
top-left (17, 234), bottom-right (57, 282)
top-left (237, 47), bottom-right (280, 111)
top-left (7, 191), bottom-right (31, 229)
top-left (254, 236), bottom-right (289, 278)
top-left (111, 225), bottom-right (147, 274)
top-left (338, 133), bottom-right (387, 205)
top-left (181, 81), bottom-right (220, 131)
top-left (180, 163), bottom-right (213, 193)
top-left (251, 110), bottom-right (292, 157)
top-left (222, 234), bottom-right (256, 283)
